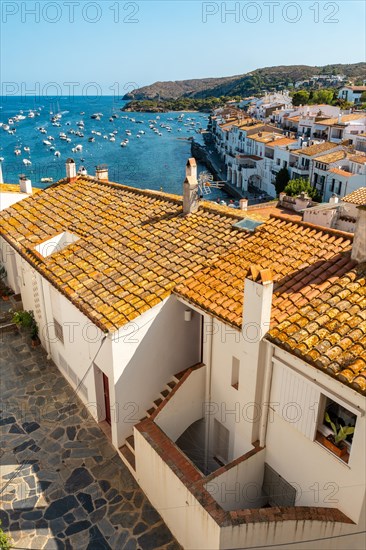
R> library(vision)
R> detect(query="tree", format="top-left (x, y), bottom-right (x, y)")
top-left (275, 167), bottom-right (290, 195)
top-left (284, 178), bottom-right (321, 201)
top-left (360, 91), bottom-right (366, 103)
top-left (292, 90), bottom-right (310, 106)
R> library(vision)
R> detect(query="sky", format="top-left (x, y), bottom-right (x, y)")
top-left (1, 0), bottom-right (365, 94)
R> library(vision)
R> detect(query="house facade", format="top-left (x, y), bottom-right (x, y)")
top-left (0, 160), bottom-right (365, 549)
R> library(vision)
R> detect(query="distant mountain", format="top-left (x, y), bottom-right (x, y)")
top-left (123, 63), bottom-right (366, 100)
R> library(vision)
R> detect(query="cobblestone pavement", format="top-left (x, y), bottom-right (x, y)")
top-left (0, 324), bottom-right (180, 550)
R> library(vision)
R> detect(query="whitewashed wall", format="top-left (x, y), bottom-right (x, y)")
top-left (112, 296), bottom-right (201, 446)
top-left (266, 349), bottom-right (366, 524)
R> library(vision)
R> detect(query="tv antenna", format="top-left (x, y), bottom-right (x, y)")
top-left (197, 171), bottom-right (225, 196)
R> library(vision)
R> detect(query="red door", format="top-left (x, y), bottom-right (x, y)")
top-left (103, 373), bottom-right (111, 424)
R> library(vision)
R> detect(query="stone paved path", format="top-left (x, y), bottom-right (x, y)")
top-left (0, 322), bottom-right (181, 549)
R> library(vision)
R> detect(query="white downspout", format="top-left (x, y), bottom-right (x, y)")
top-left (259, 342), bottom-right (274, 448)
top-left (39, 275), bottom-right (52, 360)
top-left (204, 315), bottom-right (214, 474)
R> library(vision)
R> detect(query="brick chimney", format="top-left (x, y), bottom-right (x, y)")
top-left (19, 174), bottom-right (32, 194)
top-left (351, 206), bottom-right (366, 263)
top-left (183, 158), bottom-right (199, 215)
top-left (66, 158), bottom-right (77, 182)
top-left (95, 164), bottom-right (109, 181)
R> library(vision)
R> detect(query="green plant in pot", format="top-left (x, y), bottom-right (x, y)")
top-left (12, 310), bottom-right (40, 345)
top-left (324, 412), bottom-right (355, 457)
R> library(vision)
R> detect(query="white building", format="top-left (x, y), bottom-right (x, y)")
top-left (303, 187), bottom-right (366, 232)
top-left (338, 86), bottom-right (366, 104)
top-left (0, 160), bottom-right (365, 549)
top-left (0, 175), bottom-right (38, 211)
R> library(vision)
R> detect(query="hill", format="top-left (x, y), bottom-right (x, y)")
top-left (123, 63), bottom-right (366, 100)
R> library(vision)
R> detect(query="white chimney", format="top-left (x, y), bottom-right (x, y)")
top-left (95, 164), bottom-right (108, 180)
top-left (66, 158), bottom-right (76, 181)
top-left (243, 266), bottom-right (273, 340)
top-left (239, 198), bottom-right (248, 210)
top-left (338, 113), bottom-right (342, 124)
top-left (351, 206), bottom-right (366, 263)
top-left (329, 193), bottom-right (339, 205)
top-left (239, 265), bottom-right (273, 443)
top-left (183, 158), bottom-right (199, 215)
top-left (0, 162), bottom-right (3, 184)
top-left (19, 175), bottom-right (32, 194)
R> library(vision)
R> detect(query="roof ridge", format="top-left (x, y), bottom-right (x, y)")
top-left (269, 213), bottom-right (354, 241)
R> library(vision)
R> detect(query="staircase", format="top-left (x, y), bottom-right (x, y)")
top-left (118, 365), bottom-right (198, 474)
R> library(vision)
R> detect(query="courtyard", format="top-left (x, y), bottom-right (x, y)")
top-left (0, 307), bottom-right (180, 550)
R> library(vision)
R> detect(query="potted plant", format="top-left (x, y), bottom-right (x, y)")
top-left (30, 319), bottom-right (40, 347)
top-left (12, 310), bottom-right (40, 346)
top-left (322, 412), bottom-right (355, 458)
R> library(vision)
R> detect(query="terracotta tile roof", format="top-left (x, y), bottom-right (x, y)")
top-left (293, 142), bottom-right (339, 157)
top-left (175, 215), bottom-right (366, 394)
top-left (269, 137), bottom-right (298, 148)
top-left (0, 176), bottom-right (266, 333)
top-left (248, 132), bottom-right (281, 144)
top-left (314, 150), bottom-right (347, 164)
top-left (329, 167), bottom-right (354, 177)
top-left (268, 263), bottom-right (366, 395)
top-left (349, 154), bottom-right (366, 164)
top-left (343, 187), bottom-right (366, 205)
top-left (316, 113), bottom-right (366, 126)
top-left (342, 86), bottom-right (366, 92)
top-left (0, 184), bottom-right (41, 194)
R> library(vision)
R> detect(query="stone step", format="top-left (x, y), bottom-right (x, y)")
top-left (153, 398), bottom-right (163, 408)
top-left (118, 444), bottom-right (136, 471)
top-left (126, 435), bottom-right (135, 453)
top-left (146, 407), bottom-right (156, 417)
top-left (160, 389), bottom-right (170, 399)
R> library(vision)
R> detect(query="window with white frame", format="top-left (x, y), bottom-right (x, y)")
top-left (316, 396), bottom-right (356, 462)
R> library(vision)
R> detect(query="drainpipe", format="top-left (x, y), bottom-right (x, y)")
top-left (39, 275), bottom-right (52, 360)
top-left (204, 315), bottom-right (214, 474)
top-left (259, 342), bottom-right (274, 448)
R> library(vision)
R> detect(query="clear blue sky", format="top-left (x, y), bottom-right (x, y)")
top-left (1, 0), bottom-right (365, 94)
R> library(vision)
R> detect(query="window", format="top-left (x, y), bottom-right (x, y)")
top-left (316, 396), bottom-right (356, 463)
top-left (231, 357), bottom-right (240, 390)
top-left (337, 181), bottom-right (342, 195)
top-left (276, 158), bottom-right (280, 166)
top-left (330, 178), bottom-right (335, 192)
top-left (53, 318), bottom-right (64, 344)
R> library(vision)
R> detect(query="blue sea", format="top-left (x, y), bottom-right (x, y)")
top-left (0, 96), bottom-right (228, 201)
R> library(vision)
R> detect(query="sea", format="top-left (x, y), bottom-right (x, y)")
top-left (0, 96), bottom-right (229, 201)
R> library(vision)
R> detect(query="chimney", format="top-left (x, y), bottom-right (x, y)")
top-left (351, 206), bottom-right (366, 263)
top-left (239, 198), bottom-right (248, 210)
top-left (66, 158), bottom-right (77, 181)
top-left (19, 174), bottom-right (32, 194)
top-left (338, 113), bottom-right (342, 124)
top-left (329, 193), bottom-right (339, 205)
top-left (0, 162), bottom-right (3, 184)
top-left (243, 265), bottom-right (273, 340)
top-left (278, 191), bottom-right (286, 204)
top-left (183, 158), bottom-right (199, 215)
top-left (95, 164), bottom-right (109, 180)
top-left (239, 265), bottom-right (273, 443)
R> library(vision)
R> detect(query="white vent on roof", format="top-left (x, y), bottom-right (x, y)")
top-left (35, 231), bottom-right (79, 258)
